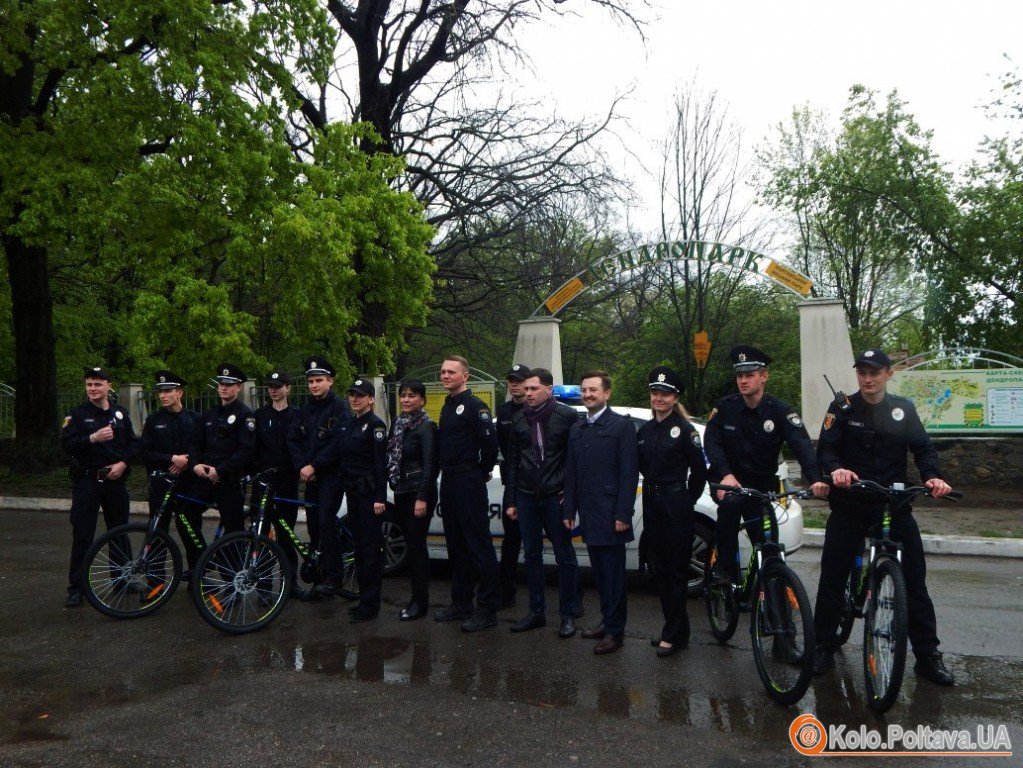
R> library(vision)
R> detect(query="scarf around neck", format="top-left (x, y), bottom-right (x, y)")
top-left (387, 408), bottom-right (428, 487)
top-left (522, 396), bottom-right (557, 464)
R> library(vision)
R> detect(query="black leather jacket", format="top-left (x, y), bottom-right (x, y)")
top-left (389, 417), bottom-right (439, 501)
top-left (502, 402), bottom-right (580, 507)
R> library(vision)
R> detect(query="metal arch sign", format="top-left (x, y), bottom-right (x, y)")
top-left (533, 240), bottom-right (813, 317)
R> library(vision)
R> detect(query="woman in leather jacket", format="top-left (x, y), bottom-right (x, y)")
top-left (386, 380), bottom-right (440, 620)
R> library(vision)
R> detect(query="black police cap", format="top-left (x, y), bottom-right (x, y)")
top-left (154, 370), bottom-right (186, 390)
top-left (648, 365), bottom-right (683, 393)
top-left (347, 377), bottom-right (375, 396)
top-left (84, 366), bottom-right (111, 381)
top-left (506, 363), bottom-right (529, 381)
top-left (263, 369), bottom-right (291, 386)
top-left (213, 362), bottom-right (245, 384)
top-left (304, 357), bottom-right (335, 377)
top-left (730, 345), bottom-right (772, 373)
top-left (853, 348), bottom-right (892, 369)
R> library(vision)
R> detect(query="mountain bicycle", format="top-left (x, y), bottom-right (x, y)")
top-left (190, 469), bottom-right (359, 634)
top-left (81, 471), bottom-right (220, 618)
top-left (827, 479), bottom-right (962, 712)
top-left (704, 483), bottom-right (817, 705)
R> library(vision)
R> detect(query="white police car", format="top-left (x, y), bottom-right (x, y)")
top-left (361, 399), bottom-right (804, 596)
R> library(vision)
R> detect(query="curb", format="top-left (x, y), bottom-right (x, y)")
top-left (802, 528), bottom-right (1023, 559)
top-left (0, 496), bottom-right (311, 524)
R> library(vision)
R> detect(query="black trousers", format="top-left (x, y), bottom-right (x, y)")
top-left (587, 543), bottom-right (627, 638)
top-left (148, 477), bottom-right (204, 570)
top-left (499, 514), bottom-right (522, 603)
top-left (304, 474), bottom-right (344, 583)
top-left (643, 490), bottom-right (694, 644)
top-left (814, 499), bottom-right (940, 658)
top-left (68, 474), bottom-right (130, 594)
top-left (440, 470), bottom-right (499, 612)
top-left (347, 482), bottom-right (384, 611)
top-left (394, 490), bottom-right (435, 606)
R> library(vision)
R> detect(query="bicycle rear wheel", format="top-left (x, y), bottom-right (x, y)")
top-left (863, 556), bottom-right (908, 712)
top-left (83, 523), bottom-right (182, 618)
top-left (834, 566), bottom-right (859, 647)
top-left (750, 562), bottom-right (815, 705)
top-left (703, 547), bottom-right (739, 642)
top-left (191, 532), bottom-right (291, 634)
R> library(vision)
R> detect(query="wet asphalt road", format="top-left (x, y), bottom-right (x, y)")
top-left (1, 509), bottom-right (1021, 767)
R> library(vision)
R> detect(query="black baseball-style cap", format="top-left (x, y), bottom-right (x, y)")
top-left (347, 377), bottom-right (375, 397)
top-left (263, 369), bottom-right (291, 386)
top-left (83, 366), bottom-right (111, 381)
top-left (304, 357), bottom-right (335, 377)
top-left (506, 363), bottom-right (529, 381)
top-left (853, 348), bottom-right (892, 369)
top-left (213, 363), bottom-right (245, 384)
top-left (154, 370), bottom-right (186, 390)
top-left (648, 365), bottom-right (683, 393)
top-left (730, 345), bottom-right (772, 373)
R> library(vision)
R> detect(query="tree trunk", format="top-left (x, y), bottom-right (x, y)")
top-left (3, 231), bottom-right (59, 445)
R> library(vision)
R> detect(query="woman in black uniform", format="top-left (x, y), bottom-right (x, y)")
top-left (385, 380), bottom-right (439, 620)
top-left (637, 366), bottom-right (708, 657)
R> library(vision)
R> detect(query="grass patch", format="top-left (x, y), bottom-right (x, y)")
top-left (976, 528), bottom-right (1023, 539)
top-left (802, 508), bottom-right (828, 529)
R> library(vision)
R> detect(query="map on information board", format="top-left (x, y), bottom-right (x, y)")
top-left (890, 368), bottom-right (1023, 433)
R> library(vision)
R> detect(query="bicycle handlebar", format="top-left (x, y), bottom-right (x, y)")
top-left (709, 483), bottom-right (817, 502)
top-left (844, 478), bottom-right (963, 502)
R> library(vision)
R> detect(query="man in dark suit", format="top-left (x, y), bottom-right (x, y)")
top-left (562, 370), bottom-right (639, 654)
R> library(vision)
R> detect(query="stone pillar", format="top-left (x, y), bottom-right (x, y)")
top-left (239, 379), bottom-right (258, 410)
top-left (371, 376), bottom-right (389, 426)
top-left (119, 383), bottom-right (146, 434)
top-left (799, 298), bottom-right (857, 439)
top-left (513, 317), bottom-right (564, 385)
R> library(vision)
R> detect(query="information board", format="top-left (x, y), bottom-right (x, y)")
top-left (890, 368), bottom-right (1023, 433)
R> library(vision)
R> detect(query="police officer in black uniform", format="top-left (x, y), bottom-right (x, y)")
top-left (61, 366), bottom-right (139, 607)
top-left (188, 363), bottom-right (255, 537)
top-left (704, 346), bottom-right (826, 586)
top-left (495, 363), bottom-right (528, 608)
top-left (252, 368), bottom-right (302, 596)
top-left (813, 348), bottom-right (955, 685)
top-left (637, 366), bottom-right (708, 657)
top-left (434, 355), bottom-right (501, 632)
top-left (287, 357), bottom-right (351, 598)
top-left (337, 377), bottom-right (388, 621)
top-left (138, 370), bottom-right (202, 569)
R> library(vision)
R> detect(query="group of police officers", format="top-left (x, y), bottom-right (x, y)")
top-left (61, 344), bottom-right (956, 687)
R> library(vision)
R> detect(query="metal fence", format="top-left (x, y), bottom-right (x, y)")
top-left (0, 384), bottom-right (13, 438)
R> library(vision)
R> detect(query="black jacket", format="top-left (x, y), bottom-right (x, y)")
top-left (192, 399), bottom-right (255, 478)
top-left (139, 407), bottom-right (200, 474)
top-left (61, 401), bottom-right (139, 470)
top-left (286, 391), bottom-right (351, 473)
top-left (503, 401), bottom-right (580, 507)
top-left (389, 417), bottom-right (440, 500)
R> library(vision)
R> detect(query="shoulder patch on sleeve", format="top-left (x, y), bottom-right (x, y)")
top-left (246, 417), bottom-right (255, 431)
top-left (786, 412), bottom-right (803, 428)
top-left (373, 426), bottom-right (385, 441)
top-left (691, 431), bottom-right (702, 448)
top-left (479, 409), bottom-right (491, 422)
top-left (823, 413), bottom-right (835, 431)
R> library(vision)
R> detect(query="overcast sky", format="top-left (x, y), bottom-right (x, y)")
top-left (512, 0), bottom-right (1022, 236)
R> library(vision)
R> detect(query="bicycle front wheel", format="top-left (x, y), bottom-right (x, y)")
top-left (191, 532), bottom-right (291, 634)
top-left (863, 556), bottom-right (908, 712)
top-left (83, 523), bottom-right (182, 618)
top-left (339, 532), bottom-right (360, 600)
top-left (834, 566), bottom-right (859, 647)
top-left (750, 561), bottom-right (815, 705)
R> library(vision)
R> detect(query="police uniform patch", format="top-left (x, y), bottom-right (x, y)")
top-left (763, 419), bottom-right (775, 433)
top-left (374, 427), bottom-right (385, 441)
top-left (227, 414), bottom-right (236, 425)
top-left (115, 410), bottom-right (124, 420)
top-left (246, 417), bottom-right (255, 430)
top-left (823, 413), bottom-right (835, 430)
top-left (62, 415), bottom-right (72, 428)
top-left (691, 432), bottom-right (702, 448)
top-left (456, 404), bottom-right (465, 415)
top-left (786, 412), bottom-right (803, 428)
top-left (670, 426), bottom-right (681, 438)
top-left (891, 407), bottom-right (904, 422)
top-left (480, 410), bottom-right (491, 422)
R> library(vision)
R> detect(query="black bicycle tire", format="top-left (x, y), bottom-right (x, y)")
top-left (750, 561), bottom-right (815, 705)
top-left (835, 567), bottom-right (859, 647)
top-left (83, 523), bottom-right (182, 619)
top-left (704, 545), bottom-right (739, 643)
top-left (863, 556), bottom-right (909, 712)
top-left (191, 532), bottom-right (292, 634)
top-left (339, 532), bottom-right (360, 600)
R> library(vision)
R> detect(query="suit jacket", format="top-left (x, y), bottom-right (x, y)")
top-left (562, 407), bottom-right (639, 545)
